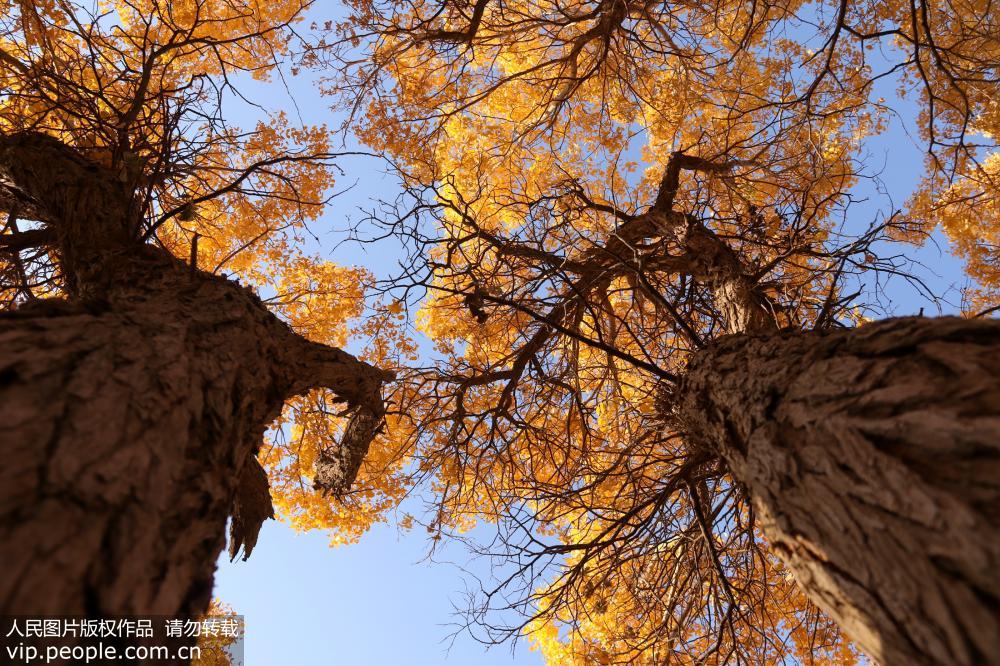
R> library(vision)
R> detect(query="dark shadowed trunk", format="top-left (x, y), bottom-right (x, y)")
top-left (0, 133), bottom-right (390, 617)
top-left (679, 316), bottom-right (1000, 666)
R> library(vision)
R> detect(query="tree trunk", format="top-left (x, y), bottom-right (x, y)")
top-left (678, 316), bottom-right (1000, 666)
top-left (0, 133), bottom-right (391, 617)
top-left (0, 254), bottom-right (388, 616)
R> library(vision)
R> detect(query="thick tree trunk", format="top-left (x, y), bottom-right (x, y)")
top-left (0, 133), bottom-right (391, 617)
top-left (679, 316), bottom-right (1000, 665)
top-left (0, 255), bottom-right (388, 615)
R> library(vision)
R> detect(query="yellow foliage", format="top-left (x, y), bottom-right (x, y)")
top-left (322, 0), bottom-right (998, 661)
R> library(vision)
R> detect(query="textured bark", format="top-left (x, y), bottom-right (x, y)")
top-left (680, 221), bottom-right (774, 334)
top-left (679, 316), bottom-right (1000, 666)
top-left (0, 254), bottom-right (388, 615)
top-left (0, 133), bottom-right (391, 616)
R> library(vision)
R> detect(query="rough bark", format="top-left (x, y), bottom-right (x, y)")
top-left (0, 133), bottom-right (391, 616)
top-left (679, 316), bottom-right (1000, 666)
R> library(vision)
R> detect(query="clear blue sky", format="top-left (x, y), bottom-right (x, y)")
top-left (215, 520), bottom-right (544, 665)
top-left (212, 14), bottom-right (972, 665)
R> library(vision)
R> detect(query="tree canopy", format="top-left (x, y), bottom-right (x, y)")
top-left (309, 0), bottom-right (997, 662)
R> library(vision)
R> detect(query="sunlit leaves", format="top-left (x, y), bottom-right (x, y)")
top-left (316, 0), bottom-right (997, 662)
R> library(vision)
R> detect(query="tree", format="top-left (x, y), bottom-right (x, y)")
top-left (307, 0), bottom-right (1000, 663)
top-left (0, 0), bottom-right (395, 619)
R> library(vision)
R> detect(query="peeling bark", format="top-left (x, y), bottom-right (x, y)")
top-left (679, 316), bottom-right (1000, 665)
top-left (0, 133), bottom-right (391, 616)
top-left (229, 457), bottom-right (276, 563)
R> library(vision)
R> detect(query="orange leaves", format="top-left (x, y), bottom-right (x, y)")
top-left (254, 260), bottom-right (418, 544)
top-left (111, 0), bottom-right (310, 80)
top-left (317, 0), bottom-right (995, 662)
top-left (193, 600), bottom-right (241, 666)
top-left (155, 113), bottom-right (337, 286)
top-left (270, 257), bottom-right (367, 347)
top-left (905, 151), bottom-right (1000, 313)
top-left (261, 389), bottom-right (412, 545)
top-left (0, 1), bottom-right (338, 293)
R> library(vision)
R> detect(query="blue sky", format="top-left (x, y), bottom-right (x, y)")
top-left (211, 40), bottom-right (548, 665)
top-left (215, 520), bottom-right (544, 665)
top-left (212, 13), bottom-right (973, 665)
